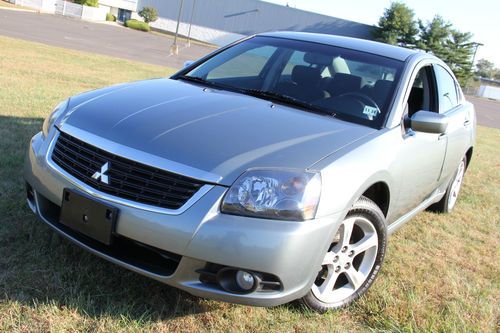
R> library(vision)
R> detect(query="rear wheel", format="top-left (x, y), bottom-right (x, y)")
top-left (429, 156), bottom-right (467, 213)
top-left (302, 196), bottom-right (387, 313)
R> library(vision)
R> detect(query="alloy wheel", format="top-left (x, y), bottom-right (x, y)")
top-left (447, 159), bottom-right (466, 211)
top-left (311, 216), bottom-right (378, 304)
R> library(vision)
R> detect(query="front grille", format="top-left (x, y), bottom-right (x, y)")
top-left (51, 130), bottom-right (205, 210)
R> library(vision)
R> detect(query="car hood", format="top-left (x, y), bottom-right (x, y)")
top-left (60, 79), bottom-right (375, 185)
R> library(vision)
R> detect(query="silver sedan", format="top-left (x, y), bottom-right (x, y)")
top-left (24, 32), bottom-right (475, 312)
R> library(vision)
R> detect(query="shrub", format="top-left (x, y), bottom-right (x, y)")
top-left (74, 0), bottom-right (98, 7)
top-left (124, 19), bottom-right (150, 32)
top-left (106, 13), bottom-right (116, 22)
top-left (138, 6), bottom-right (158, 23)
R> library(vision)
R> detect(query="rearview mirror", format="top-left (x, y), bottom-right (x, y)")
top-left (183, 60), bottom-right (194, 69)
top-left (410, 111), bottom-right (448, 134)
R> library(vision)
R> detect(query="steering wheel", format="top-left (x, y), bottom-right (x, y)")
top-left (338, 92), bottom-right (381, 119)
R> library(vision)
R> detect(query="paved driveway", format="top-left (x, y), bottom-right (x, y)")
top-left (467, 96), bottom-right (500, 129)
top-left (0, 8), bottom-right (216, 69)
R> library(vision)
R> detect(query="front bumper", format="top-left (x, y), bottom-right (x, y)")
top-left (24, 130), bottom-right (344, 306)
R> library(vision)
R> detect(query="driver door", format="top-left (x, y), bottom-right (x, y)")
top-left (392, 64), bottom-right (448, 218)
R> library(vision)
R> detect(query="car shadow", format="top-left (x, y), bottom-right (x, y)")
top-left (0, 115), bottom-right (217, 322)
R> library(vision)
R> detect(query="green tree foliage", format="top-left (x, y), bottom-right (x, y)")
top-left (138, 6), bottom-right (158, 23)
top-left (373, 2), bottom-right (419, 47)
top-left (417, 16), bottom-right (475, 85)
top-left (74, 0), bottom-right (98, 7)
top-left (416, 16), bottom-right (451, 56)
top-left (374, 4), bottom-right (479, 87)
top-left (447, 30), bottom-right (476, 85)
top-left (475, 58), bottom-right (495, 78)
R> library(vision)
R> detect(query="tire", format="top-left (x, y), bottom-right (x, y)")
top-left (428, 156), bottom-right (467, 213)
top-left (302, 196), bottom-right (387, 313)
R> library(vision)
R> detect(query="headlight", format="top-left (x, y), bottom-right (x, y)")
top-left (42, 99), bottom-right (69, 138)
top-left (221, 169), bottom-right (321, 221)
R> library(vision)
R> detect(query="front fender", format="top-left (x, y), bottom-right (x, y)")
top-left (313, 128), bottom-right (400, 221)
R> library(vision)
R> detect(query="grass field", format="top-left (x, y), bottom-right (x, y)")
top-left (0, 35), bottom-right (499, 332)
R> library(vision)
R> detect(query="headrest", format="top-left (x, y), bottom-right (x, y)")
top-left (374, 80), bottom-right (393, 93)
top-left (372, 80), bottom-right (394, 106)
top-left (327, 73), bottom-right (362, 95)
top-left (304, 52), bottom-right (333, 66)
top-left (291, 66), bottom-right (322, 86)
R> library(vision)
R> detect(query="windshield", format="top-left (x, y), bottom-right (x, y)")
top-left (177, 36), bottom-right (404, 128)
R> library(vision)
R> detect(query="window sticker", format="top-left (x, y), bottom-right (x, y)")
top-left (363, 106), bottom-right (380, 119)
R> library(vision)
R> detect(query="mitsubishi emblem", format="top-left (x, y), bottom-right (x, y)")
top-left (92, 162), bottom-right (109, 184)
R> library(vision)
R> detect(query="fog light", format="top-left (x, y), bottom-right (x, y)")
top-left (235, 270), bottom-right (255, 291)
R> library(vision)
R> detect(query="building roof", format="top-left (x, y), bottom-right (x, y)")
top-left (259, 31), bottom-right (419, 61)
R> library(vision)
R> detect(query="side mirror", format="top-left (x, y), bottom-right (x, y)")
top-left (410, 111), bottom-right (448, 134)
top-left (183, 60), bottom-right (194, 69)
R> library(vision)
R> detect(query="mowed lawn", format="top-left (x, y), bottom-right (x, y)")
top-left (0, 35), bottom-right (498, 332)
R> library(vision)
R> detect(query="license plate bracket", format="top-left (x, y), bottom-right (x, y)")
top-left (59, 189), bottom-right (118, 246)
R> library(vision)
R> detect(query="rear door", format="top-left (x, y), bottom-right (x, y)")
top-left (433, 64), bottom-right (470, 181)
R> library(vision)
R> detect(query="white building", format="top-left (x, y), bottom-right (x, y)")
top-left (98, 0), bottom-right (140, 21)
top-left (139, 0), bottom-right (373, 46)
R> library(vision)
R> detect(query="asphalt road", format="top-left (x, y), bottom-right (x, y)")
top-left (0, 8), bottom-right (216, 69)
top-left (466, 96), bottom-right (500, 129)
top-left (0, 8), bottom-right (499, 129)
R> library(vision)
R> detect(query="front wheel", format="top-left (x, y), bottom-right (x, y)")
top-left (302, 196), bottom-right (387, 313)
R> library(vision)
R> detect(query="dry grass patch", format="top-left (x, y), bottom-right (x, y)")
top-left (0, 35), bottom-right (498, 332)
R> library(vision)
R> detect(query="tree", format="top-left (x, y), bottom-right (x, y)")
top-left (446, 30), bottom-right (475, 85)
top-left (74, 0), bottom-right (98, 7)
top-left (374, 5), bottom-right (478, 85)
top-left (373, 2), bottom-right (419, 47)
top-left (494, 71), bottom-right (500, 81)
top-left (417, 16), bottom-right (475, 85)
top-left (138, 7), bottom-right (158, 23)
top-left (416, 16), bottom-right (451, 58)
top-left (475, 59), bottom-right (495, 78)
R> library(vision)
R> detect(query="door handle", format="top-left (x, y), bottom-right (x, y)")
top-left (438, 133), bottom-right (447, 141)
top-left (463, 119), bottom-right (470, 126)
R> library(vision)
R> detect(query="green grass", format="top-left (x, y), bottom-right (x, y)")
top-left (0, 35), bottom-right (499, 332)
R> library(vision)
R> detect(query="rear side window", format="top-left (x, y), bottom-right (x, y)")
top-left (434, 65), bottom-right (459, 113)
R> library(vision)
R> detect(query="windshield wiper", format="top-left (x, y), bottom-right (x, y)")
top-left (177, 75), bottom-right (251, 95)
top-left (176, 75), bottom-right (217, 86)
top-left (242, 89), bottom-right (335, 116)
top-left (176, 77), bottom-right (334, 116)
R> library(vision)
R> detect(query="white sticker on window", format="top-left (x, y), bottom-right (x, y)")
top-left (363, 106), bottom-right (380, 119)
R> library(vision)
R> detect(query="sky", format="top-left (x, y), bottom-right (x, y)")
top-left (262, 0), bottom-right (500, 67)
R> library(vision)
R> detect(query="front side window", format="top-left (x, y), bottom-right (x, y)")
top-left (180, 36), bottom-right (404, 128)
top-left (406, 66), bottom-right (438, 117)
top-left (434, 65), bottom-right (459, 113)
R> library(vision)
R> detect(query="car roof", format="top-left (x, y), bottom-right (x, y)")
top-left (258, 31), bottom-right (420, 62)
